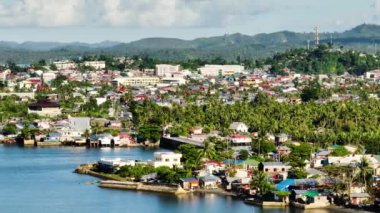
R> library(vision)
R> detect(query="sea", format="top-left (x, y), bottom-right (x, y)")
top-left (0, 145), bottom-right (333, 213)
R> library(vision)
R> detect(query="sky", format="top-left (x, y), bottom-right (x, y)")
top-left (0, 0), bottom-right (379, 43)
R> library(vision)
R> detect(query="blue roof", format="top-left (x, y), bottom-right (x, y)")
top-left (180, 177), bottom-right (198, 182)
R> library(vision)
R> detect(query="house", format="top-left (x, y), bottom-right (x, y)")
top-left (228, 134), bottom-right (252, 152)
top-left (69, 117), bottom-right (91, 132)
top-left (45, 132), bottom-right (62, 142)
top-left (259, 162), bottom-right (290, 181)
top-left (90, 134), bottom-right (119, 147)
top-left (350, 193), bottom-right (371, 206)
top-left (275, 133), bottom-right (290, 144)
top-left (180, 177), bottom-right (199, 190)
top-left (148, 152), bottom-right (182, 168)
top-left (199, 175), bottom-right (221, 189)
top-left (98, 158), bottom-right (136, 173)
top-left (190, 127), bottom-right (203, 135)
top-left (277, 145), bottom-right (291, 156)
top-left (291, 190), bottom-right (330, 209)
top-left (365, 70), bottom-right (380, 80)
top-left (229, 122), bottom-right (248, 133)
top-left (28, 100), bottom-right (61, 117)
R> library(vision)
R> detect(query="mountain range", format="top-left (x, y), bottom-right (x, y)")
top-left (1, 24), bottom-right (379, 64)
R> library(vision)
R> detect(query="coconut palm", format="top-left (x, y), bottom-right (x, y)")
top-left (250, 171), bottom-right (274, 196)
top-left (197, 139), bottom-right (216, 161)
top-left (355, 157), bottom-right (373, 191)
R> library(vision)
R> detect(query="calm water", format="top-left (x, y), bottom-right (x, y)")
top-left (0, 145), bottom-right (331, 213)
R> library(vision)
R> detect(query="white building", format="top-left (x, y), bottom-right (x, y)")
top-left (53, 61), bottom-right (77, 70)
top-left (229, 122), bottom-right (249, 133)
top-left (365, 70), bottom-right (380, 80)
top-left (84, 61), bottom-right (106, 70)
top-left (199, 65), bottom-right (244, 77)
top-left (42, 72), bottom-right (57, 83)
top-left (149, 152), bottom-right (182, 168)
top-left (155, 64), bottom-right (181, 77)
top-left (228, 134), bottom-right (252, 152)
top-left (98, 158), bottom-right (136, 167)
top-left (0, 69), bottom-right (11, 81)
top-left (112, 77), bottom-right (160, 87)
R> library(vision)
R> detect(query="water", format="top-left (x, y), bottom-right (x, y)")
top-left (0, 145), bottom-right (330, 213)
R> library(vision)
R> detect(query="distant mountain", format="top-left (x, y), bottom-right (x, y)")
top-left (0, 24), bottom-right (379, 63)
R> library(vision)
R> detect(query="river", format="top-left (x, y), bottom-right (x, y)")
top-left (0, 145), bottom-right (333, 213)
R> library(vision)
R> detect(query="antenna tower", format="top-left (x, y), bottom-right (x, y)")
top-left (314, 26), bottom-right (320, 46)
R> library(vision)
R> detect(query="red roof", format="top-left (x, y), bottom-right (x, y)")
top-left (230, 134), bottom-right (249, 139)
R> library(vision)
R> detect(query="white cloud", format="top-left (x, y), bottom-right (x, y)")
top-left (0, 0), bottom-right (271, 27)
top-left (0, 0), bottom-right (85, 27)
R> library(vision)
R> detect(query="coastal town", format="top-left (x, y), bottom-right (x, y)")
top-left (0, 44), bottom-right (379, 211)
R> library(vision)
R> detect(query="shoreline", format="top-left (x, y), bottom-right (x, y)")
top-left (74, 163), bottom-right (236, 196)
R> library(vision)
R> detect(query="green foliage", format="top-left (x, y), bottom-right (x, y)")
top-left (176, 144), bottom-right (200, 169)
top-left (2, 123), bottom-right (17, 135)
top-left (330, 146), bottom-right (351, 156)
top-left (138, 124), bottom-right (162, 142)
top-left (155, 166), bottom-right (192, 184)
top-left (288, 168), bottom-right (308, 179)
top-left (131, 93), bottom-right (380, 154)
top-left (239, 150), bottom-right (249, 160)
top-left (251, 171), bottom-right (275, 196)
top-left (116, 164), bottom-right (155, 180)
top-left (252, 138), bottom-right (276, 154)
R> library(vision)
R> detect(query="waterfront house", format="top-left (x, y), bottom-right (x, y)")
top-left (199, 175), bottom-right (221, 189)
top-left (350, 193), bottom-right (371, 206)
top-left (290, 190), bottom-right (330, 209)
top-left (98, 158), bottom-right (136, 173)
top-left (149, 152), bottom-right (182, 168)
top-left (180, 177), bottom-right (199, 190)
top-left (259, 162), bottom-right (290, 181)
top-left (229, 122), bottom-right (249, 133)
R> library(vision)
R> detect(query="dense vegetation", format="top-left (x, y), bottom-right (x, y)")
top-left (131, 93), bottom-right (380, 154)
top-left (264, 45), bottom-right (380, 75)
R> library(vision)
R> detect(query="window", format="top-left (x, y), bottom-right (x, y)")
top-left (274, 168), bottom-right (277, 172)
top-left (282, 168), bottom-right (285, 172)
top-left (165, 159), bottom-right (169, 162)
top-left (265, 168), bottom-right (269, 172)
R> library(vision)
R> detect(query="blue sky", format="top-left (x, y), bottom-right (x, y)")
top-left (0, 0), bottom-right (379, 43)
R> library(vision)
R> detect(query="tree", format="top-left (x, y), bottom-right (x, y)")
top-left (138, 124), bottom-right (162, 143)
top-left (330, 146), bottom-right (350, 156)
top-left (197, 139), bottom-right (217, 161)
top-left (288, 168), bottom-right (307, 179)
top-left (354, 157), bottom-right (373, 191)
top-left (251, 171), bottom-right (274, 196)
top-left (300, 80), bottom-right (323, 102)
top-left (176, 144), bottom-right (200, 169)
top-left (2, 123), bottom-right (17, 135)
top-left (239, 150), bottom-right (249, 160)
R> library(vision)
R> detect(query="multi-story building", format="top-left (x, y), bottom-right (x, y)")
top-left (155, 64), bottom-right (181, 77)
top-left (199, 65), bottom-right (244, 77)
top-left (28, 100), bottom-right (62, 117)
top-left (112, 76), bottom-right (160, 87)
top-left (228, 134), bottom-right (252, 152)
top-left (149, 152), bottom-right (182, 168)
top-left (53, 60), bottom-right (77, 70)
top-left (84, 61), bottom-right (106, 70)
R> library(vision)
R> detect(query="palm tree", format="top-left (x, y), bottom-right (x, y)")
top-left (197, 139), bottom-right (216, 162)
top-left (250, 171), bottom-right (274, 197)
top-left (355, 157), bottom-right (373, 191)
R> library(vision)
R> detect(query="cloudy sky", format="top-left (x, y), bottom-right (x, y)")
top-left (0, 0), bottom-right (379, 43)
